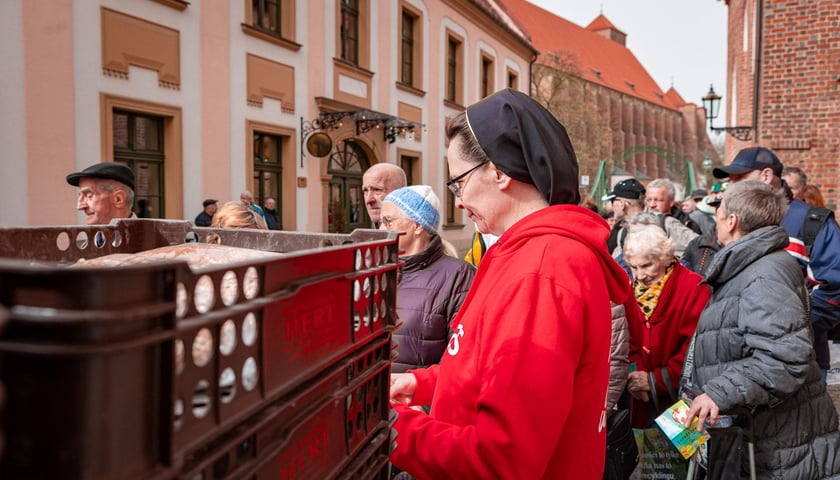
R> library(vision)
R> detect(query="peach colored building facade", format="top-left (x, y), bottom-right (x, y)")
top-left (0, 0), bottom-right (534, 250)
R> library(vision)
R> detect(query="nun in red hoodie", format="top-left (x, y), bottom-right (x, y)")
top-left (389, 89), bottom-right (631, 479)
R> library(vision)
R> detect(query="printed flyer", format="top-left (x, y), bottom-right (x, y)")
top-left (654, 399), bottom-right (710, 460)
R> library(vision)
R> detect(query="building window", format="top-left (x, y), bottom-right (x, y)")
top-left (400, 154), bottom-right (416, 186)
top-left (252, 0), bottom-right (281, 36)
top-left (508, 69), bottom-right (518, 90)
top-left (253, 132), bottom-right (283, 227)
top-left (243, 0), bottom-right (297, 49)
top-left (446, 35), bottom-right (462, 103)
top-left (113, 110), bottom-right (165, 218)
top-left (328, 141), bottom-right (368, 232)
top-left (340, 0), bottom-right (359, 65)
top-left (401, 11), bottom-right (415, 85)
top-left (481, 54), bottom-right (494, 98)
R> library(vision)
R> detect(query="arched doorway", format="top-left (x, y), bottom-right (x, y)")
top-left (327, 139), bottom-right (370, 232)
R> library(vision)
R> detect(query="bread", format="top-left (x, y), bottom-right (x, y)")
top-left (75, 243), bottom-right (283, 315)
top-left (74, 243), bottom-right (282, 270)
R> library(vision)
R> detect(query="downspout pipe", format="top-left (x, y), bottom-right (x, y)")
top-left (752, 0), bottom-right (763, 141)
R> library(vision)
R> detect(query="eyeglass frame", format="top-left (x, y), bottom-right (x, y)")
top-left (446, 160), bottom-right (489, 198)
top-left (380, 214), bottom-right (411, 230)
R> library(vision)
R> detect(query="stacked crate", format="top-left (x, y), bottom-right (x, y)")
top-left (0, 219), bottom-right (399, 480)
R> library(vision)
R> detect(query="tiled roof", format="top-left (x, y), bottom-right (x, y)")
top-left (499, 0), bottom-right (677, 109)
top-left (663, 87), bottom-right (688, 109)
top-left (470, 0), bottom-right (537, 56)
top-left (586, 14), bottom-right (623, 35)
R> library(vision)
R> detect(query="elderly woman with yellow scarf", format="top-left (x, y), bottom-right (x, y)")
top-left (623, 225), bottom-right (710, 427)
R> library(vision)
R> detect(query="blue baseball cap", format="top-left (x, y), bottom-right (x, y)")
top-left (713, 147), bottom-right (783, 179)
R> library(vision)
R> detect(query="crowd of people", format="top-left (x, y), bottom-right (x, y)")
top-left (383, 92), bottom-right (840, 479)
top-left (64, 88), bottom-right (840, 479)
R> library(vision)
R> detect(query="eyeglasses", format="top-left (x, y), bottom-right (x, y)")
top-left (380, 215), bottom-right (408, 229)
top-left (447, 161), bottom-right (489, 198)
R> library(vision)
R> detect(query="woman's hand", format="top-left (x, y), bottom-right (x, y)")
top-left (390, 373), bottom-right (417, 405)
top-left (627, 371), bottom-right (651, 402)
top-left (685, 393), bottom-right (719, 432)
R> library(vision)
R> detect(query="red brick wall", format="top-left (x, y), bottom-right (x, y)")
top-left (726, 0), bottom-right (840, 209)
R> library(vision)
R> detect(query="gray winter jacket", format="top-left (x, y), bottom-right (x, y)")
top-left (392, 235), bottom-right (475, 373)
top-left (690, 226), bottom-right (840, 479)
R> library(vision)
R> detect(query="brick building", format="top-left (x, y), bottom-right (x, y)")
top-left (500, 0), bottom-right (720, 201)
top-left (721, 0), bottom-right (839, 209)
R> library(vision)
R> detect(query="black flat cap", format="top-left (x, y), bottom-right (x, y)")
top-left (465, 88), bottom-right (580, 205)
top-left (603, 178), bottom-right (646, 201)
top-left (203, 199), bottom-right (218, 207)
top-left (66, 163), bottom-right (135, 191)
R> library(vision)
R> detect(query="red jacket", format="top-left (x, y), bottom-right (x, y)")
top-left (627, 261), bottom-right (709, 427)
top-left (391, 206), bottom-right (630, 479)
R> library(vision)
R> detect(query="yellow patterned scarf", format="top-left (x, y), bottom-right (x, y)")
top-left (635, 261), bottom-right (675, 319)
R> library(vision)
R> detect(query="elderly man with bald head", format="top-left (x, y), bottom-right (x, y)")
top-left (239, 189), bottom-right (267, 223)
top-left (362, 163), bottom-right (407, 227)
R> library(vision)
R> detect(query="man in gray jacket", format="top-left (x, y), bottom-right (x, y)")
top-left (684, 180), bottom-right (840, 478)
top-left (643, 178), bottom-right (699, 257)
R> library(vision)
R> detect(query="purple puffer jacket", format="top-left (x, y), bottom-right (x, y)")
top-left (392, 235), bottom-right (475, 373)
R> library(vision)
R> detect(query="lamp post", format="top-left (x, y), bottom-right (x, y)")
top-left (702, 84), bottom-right (753, 141)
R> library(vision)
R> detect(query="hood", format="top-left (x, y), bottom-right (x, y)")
top-left (493, 204), bottom-right (630, 305)
top-left (694, 232), bottom-right (721, 250)
top-left (703, 225), bottom-right (789, 287)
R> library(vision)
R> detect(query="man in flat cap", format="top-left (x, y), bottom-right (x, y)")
top-left (194, 199), bottom-right (218, 227)
top-left (66, 162), bottom-right (135, 224)
top-left (389, 89), bottom-right (631, 479)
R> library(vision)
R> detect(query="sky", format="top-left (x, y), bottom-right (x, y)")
top-left (526, 0), bottom-right (728, 110)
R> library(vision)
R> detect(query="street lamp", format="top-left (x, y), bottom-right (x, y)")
top-left (702, 84), bottom-right (753, 141)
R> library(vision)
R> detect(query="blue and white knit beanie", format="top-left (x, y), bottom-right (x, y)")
top-left (384, 185), bottom-right (441, 234)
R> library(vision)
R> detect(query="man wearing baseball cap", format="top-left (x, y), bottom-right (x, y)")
top-left (714, 146), bottom-right (840, 381)
top-left (712, 145), bottom-right (783, 183)
top-left (604, 178), bottom-right (646, 254)
top-left (66, 162), bottom-right (136, 224)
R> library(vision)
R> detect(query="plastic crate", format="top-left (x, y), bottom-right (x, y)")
top-left (183, 334), bottom-right (393, 480)
top-left (0, 219), bottom-right (399, 480)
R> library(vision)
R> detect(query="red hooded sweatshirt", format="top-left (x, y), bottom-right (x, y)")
top-left (391, 205), bottom-right (630, 479)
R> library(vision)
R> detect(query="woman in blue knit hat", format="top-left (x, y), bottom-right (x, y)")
top-left (380, 185), bottom-right (475, 374)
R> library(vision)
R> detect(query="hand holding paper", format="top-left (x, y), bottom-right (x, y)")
top-left (684, 393), bottom-right (720, 432)
top-left (654, 399), bottom-right (710, 460)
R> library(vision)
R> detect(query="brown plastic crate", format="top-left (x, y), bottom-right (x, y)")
top-left (182, 334), bottom-right (394, 480)
top-left (0, 219), bottom-right (400, 480)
